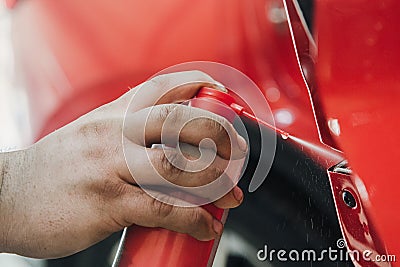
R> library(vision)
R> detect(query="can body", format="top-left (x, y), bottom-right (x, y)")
top-left (115, 88), bottom-right (236, 267)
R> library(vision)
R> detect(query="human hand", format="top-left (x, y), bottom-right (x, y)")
top-left (0, 71), bottom-right (247, 258)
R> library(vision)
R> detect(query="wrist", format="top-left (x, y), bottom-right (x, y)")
top-left (0, 153), bottom-right (5, 202)
top-left (0, 151), bottom-right (10, 210)
top-left (0, 151), bottom-right (10, 252)
top-left (0, 148), bottom-right (33, 253)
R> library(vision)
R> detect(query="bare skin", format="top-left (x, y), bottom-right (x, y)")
top-left (0, 71), bottom-right (246, 259)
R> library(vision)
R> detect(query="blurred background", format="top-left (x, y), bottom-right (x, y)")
top-left (0, 4), bottom-right (31, 150)
top-left (0, 4), bottom-right (38, 267)
top-left (0, 0), bottom-right (356, 266)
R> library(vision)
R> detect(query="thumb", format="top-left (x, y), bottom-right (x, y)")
top-left (120, 70), bottom-right (219, 112)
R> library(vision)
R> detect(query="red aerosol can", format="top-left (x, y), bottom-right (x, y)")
top-left (112, 87), bottom-right (246, 267)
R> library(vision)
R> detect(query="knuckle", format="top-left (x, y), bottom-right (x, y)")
top-left (155, 104), bottom-right (184, 125)
top-left (166, 150), bottom-right (188, 172)
top-left (78, 120), bottom-right (108, 137)
top-left (190, 209), bottom-right (204, 226)
top-left (212, 166), bottom-right (225, 180)
top-left (205, 116), bottom-right (230, 143)
top-left (185, 209), bottom-right (208, 239)
top-left (91, 178), bottom-right (129, 203)
top-left (76, 120), bottom-right (116, 160)
top-left (151, 198), bottom-right (174, 219)
top-left (154, 150), bottom-right (186, 183)
top-left (148, 74), bottom-right (172, 91)
top-left (104, 180), bottom-right (127, 198)
top-left (199, 165), bottom-right (226, 187)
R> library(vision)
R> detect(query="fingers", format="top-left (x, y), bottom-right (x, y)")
top-left (213, 186), bottom-right (244, 209)
top-left (120, 70), bottom-right (218, 111)
top-left (119, 185), bottom-right (223, 241)
top-left (114, 70), bottom-right (245, 239)
top-left (122, 142), bottom-right (229, 188)
top-left (124, 104), bottom-right (247, 160)
top-left (121, 141), bottom-right (245, 208)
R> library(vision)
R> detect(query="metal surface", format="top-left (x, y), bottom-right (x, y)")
top-left (9, 0), bottom-right (398, 266)
top-left (328, 171), bottom-right (389, 267)
top-left (115, 201), bottom-right (227, 267)
top-left (316, 0), bottom-right (400, 265)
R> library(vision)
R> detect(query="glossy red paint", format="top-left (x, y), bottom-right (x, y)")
top-left (9, 0), bottom-right (399, 266)
top-left (283, 1), bottom-right (397, 265)
top-left (329, 171), bottom-right (389, 267)
top-left (117, 204), bottom-right (225, 267)
top-left (10, 0), bottom-right (321, 143)
top-left (316, 0), bottom-right (400, 264)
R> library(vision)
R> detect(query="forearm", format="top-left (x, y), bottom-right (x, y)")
top-left (0, 149), bottom-right (30, 253)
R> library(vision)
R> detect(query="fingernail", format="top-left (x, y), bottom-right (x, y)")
top-left (212, 219), bottom-right (223, 235)
top-left (213, 81), bottom-right (227, 92)
top-left (233, 186), bottom-right (243, 202)
top-left (237, 135), bottom-right (248, 152)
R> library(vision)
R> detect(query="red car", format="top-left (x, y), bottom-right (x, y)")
top-left (7, 0), bottom-right (399, 266)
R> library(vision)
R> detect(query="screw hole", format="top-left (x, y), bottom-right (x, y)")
top-left (342, 190), bottom-right (357, 209)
